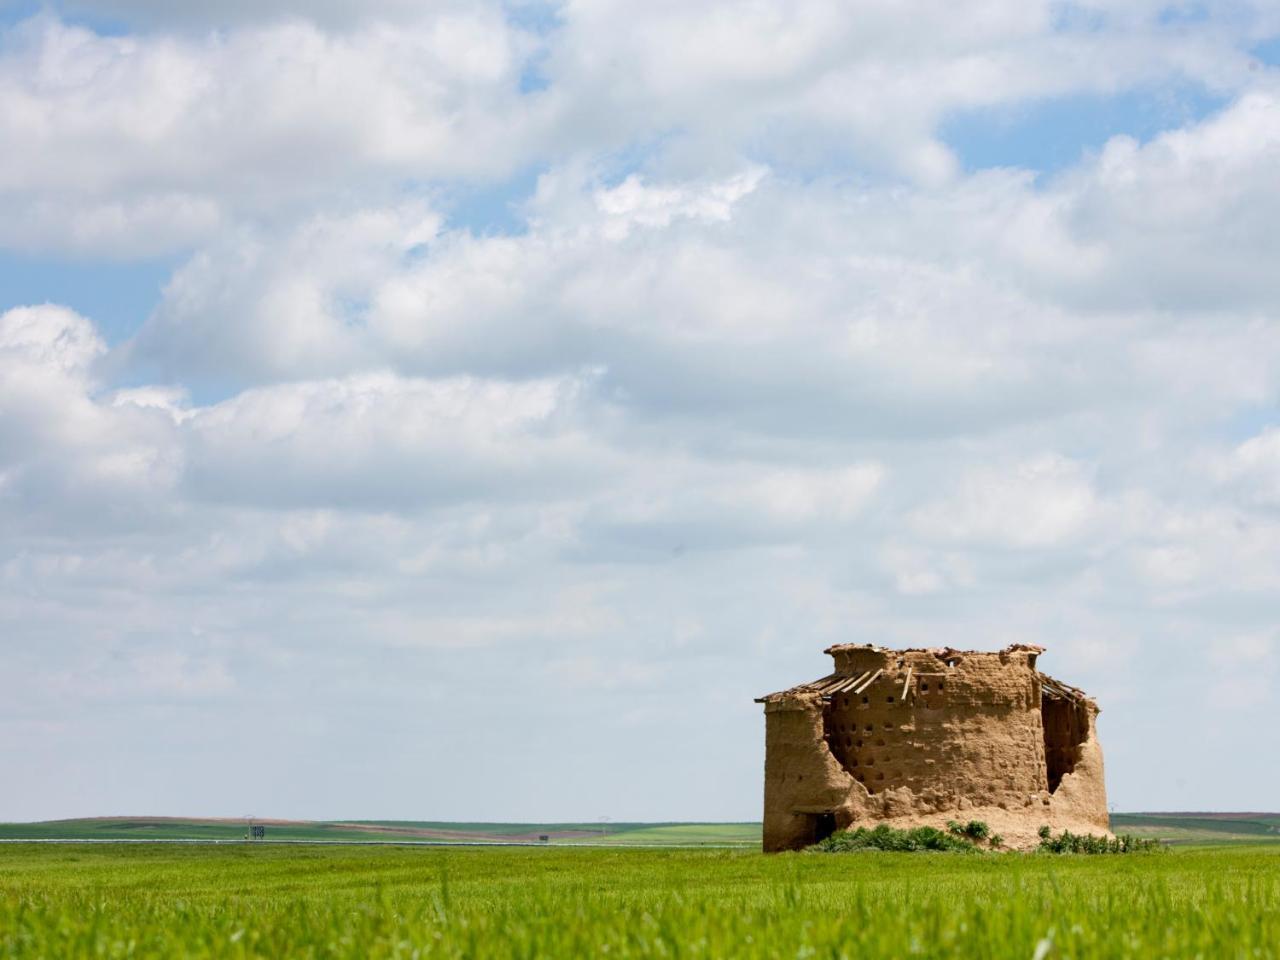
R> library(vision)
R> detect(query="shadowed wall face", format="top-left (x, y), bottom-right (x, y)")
top-left (1042, 698), bottom-right (1089, 794)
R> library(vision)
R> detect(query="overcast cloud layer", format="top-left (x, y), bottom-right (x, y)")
top-left (1, 0), bottom-right (1278, 822)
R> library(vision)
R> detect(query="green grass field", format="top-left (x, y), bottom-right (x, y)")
top-left (1, 843), bottom-right (1277, 958)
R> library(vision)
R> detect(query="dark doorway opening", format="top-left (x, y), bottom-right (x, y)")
top-left (802, 811), bottom-right (838, 845)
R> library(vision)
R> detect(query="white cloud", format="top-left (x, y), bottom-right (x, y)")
top-left (1043, 90), bottom-right (1280, 311)
top-left (1221, 427), bottom-right (1280, 508)
top-left (132, 204), bottom-right (442, 382)
top-left (1207, 632), bottom-right (1277, 710)
top-left (0, 306), bottom-right (181, 531)
top-left (543, 0), bottom-right (1263, 182)
top-left (911, 455), bottom-right (1100, 548)
top-left (737, 464), bottom-right (884, 525)
top-left (123, 166), bottom-right (1099, 431)
top-left (182, 371), bottom-right (599, 510)
top-left (879, 544), bottom-right (976, 596)
top-left (52, 0), bottom-right (466, 28)
top-left (0, 303), bottom-right (104, 373)
top-left (0, 12), bottom-right (541, 254)
top-left (1, 2), bottom-right (1274, 255)
top-left (124, 84), bottom-right (1280, 435)
top-left (592, 167), bottom-right (766, 240)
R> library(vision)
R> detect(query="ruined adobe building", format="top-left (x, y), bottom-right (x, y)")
top-left (756, 644), bottom-right (1108, 852)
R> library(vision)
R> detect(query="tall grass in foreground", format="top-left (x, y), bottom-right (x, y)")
top-left (1, 844), bottom-right (1277, 958)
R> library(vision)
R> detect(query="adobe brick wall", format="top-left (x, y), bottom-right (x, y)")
top-left (760, 644), bottom-right (1109, 852)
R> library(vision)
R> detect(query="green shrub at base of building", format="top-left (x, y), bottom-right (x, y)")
top-left (1037, 825), bottom-right (1163, 854)
top-left (811, 824), bottom-right (982, 853)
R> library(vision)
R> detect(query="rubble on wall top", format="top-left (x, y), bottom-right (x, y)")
top-left (755, 644), bottom-right (1092, 704)
top-left (822, 642), bottom-right (1046, 657)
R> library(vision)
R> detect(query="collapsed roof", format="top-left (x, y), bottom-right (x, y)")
top-left (755, 643), bottom-right (1091, 704)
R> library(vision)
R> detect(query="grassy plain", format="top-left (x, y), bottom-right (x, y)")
top-left (1110, 812), bottom-right (1280, 844)
top-left (1, 843), bottom-right (1277, 958)
top-left (0, 819), bottom-right (759, 846)
top-left (5, 813), bottom-right (1277, 847)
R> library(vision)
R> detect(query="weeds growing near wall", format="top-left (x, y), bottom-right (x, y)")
top-left (947, 819), bottom-right (992, 842)
top-left (812, 821), bottom-right (1011, 854)
top-left (1037, 825), bottom-right (1162, 854)
top-left (811, 823), bottom-right (980, 853)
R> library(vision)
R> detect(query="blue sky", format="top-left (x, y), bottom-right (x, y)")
top-left (0, 253), bottom-right (175, 345)
top-left (941, 84), bottom-right (1227, 173)
top-left (2, 0), bottom-right (1280, 824)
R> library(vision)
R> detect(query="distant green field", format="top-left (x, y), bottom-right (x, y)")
top-left (5, 815), bottom-right (1279, 848)
top-left (1, 842), bottom-right (1277, 957)
top-left (557, 823), bottom-right (761, 845)
top-left (0, 820), bottom-right (343, 842)
top-left (351, 821), bottom-right (762, 845)
top-left (1111, 813), bottom-right (1280, 845)
top-left (0, 818), bottom-right (761, 846)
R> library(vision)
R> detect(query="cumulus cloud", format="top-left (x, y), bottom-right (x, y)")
top-left (0, 305), bottom-right (181, 533)
top-left (0, 10), bottom-right (542, 254)
top-left (2, 304), bottom-right (615, 521)
top-left (911, 455), bottom-right (1099, 548)
top-left (0, 303), bottom-right (104, 372)
top-left (130, 166), bottom-right (1060, 419)
top-left (182, 371), bottom-right (600, 510)
top-left (127, 104), bottom-right (1280, 453)
top-left (1, 1), bottom-right (1274, 254)
top-left (592, 167), bottom-right (767, 239)
top-left (541, 0), bottom-right (1264, 181)
top-left (51, 0), bottom-right (469, 28)
top-left (1215, 427), bottom-right (1280, 509)
top-left (132, 204), bottom-right (442, 382)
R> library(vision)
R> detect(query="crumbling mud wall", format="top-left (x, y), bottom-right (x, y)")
top-left (762, 693), bottom-right (856, 852)
top-left (757, 644), bottom-right (1108, 852)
